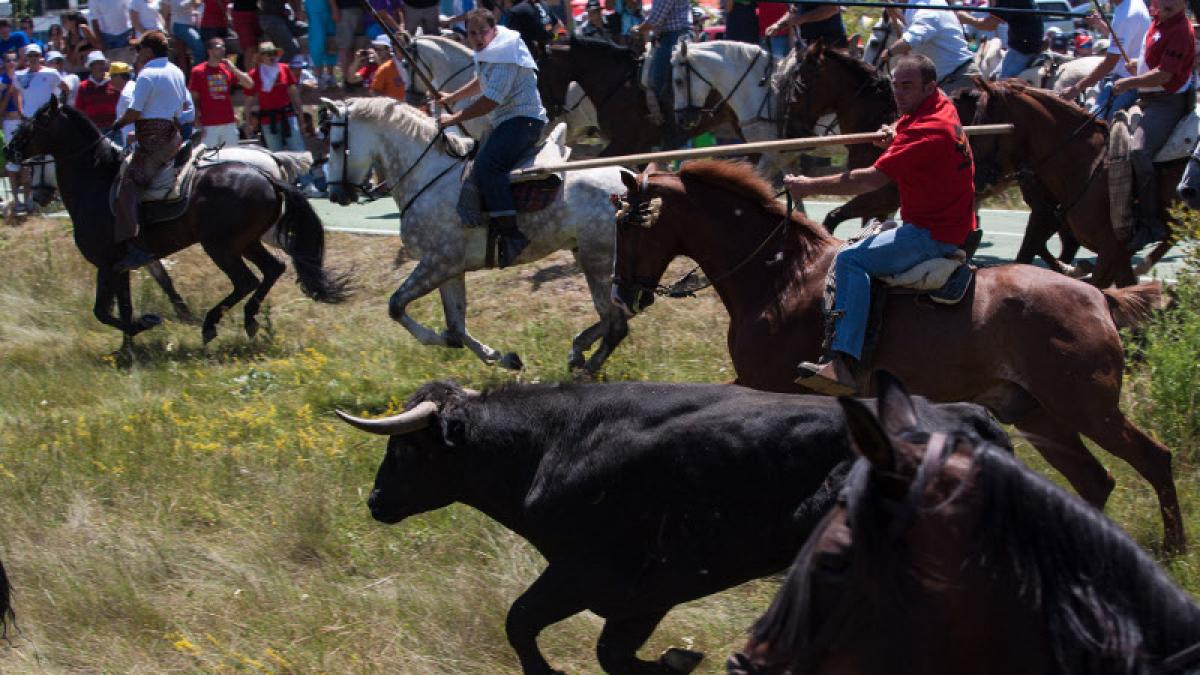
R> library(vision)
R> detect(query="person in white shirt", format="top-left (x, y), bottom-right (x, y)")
top-left (111, 60), bottom-right (137, 143)
top-left (129, 0), bottom-right (166, 35)
top-left (164, 0), bottom-right (206, 65)
top-left (91, 0), bottom-right (135, 50)
top-left (882, 0), bottom-right (982, 95)
top-left (109, 30), bottom-right (189, 271)
top-left (1058, 0), bottom-right (1151, 121)
top-left (17, 44), bottom-right (70, 118)
top-left (46, 51), bottom-right (81, 105)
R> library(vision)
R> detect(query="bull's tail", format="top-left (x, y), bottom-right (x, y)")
top-left (271, 178), bottom-right (353, 303)
top-left (1102, 281), bottom-right (1164, 329)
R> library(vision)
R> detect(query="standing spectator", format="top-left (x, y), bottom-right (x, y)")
top-left (723, 0), bottom-right (759, 44)
top-left (366, 0), bottom-right (404, 40)
top-left (304, 0), bottom-right (338, 89)
top-left (46, 24), bottom-right (68, 55)
top-left (231, 0), bottom-right (262, 68)
top-left (367, 35), bottom-right (407, 99)
top-left (0, 20), bottom-right (30, 60)
top-left (345, 43), bottom-right (380, 87)
top-left (632, 0), bottom-right (689, 132)
top-left (1, 54), bottom-right (22, 207)
top-left (190, 37), bottom-right (253, 146)
top-left (199, 0), bottom-right (231, 42)
top-left (404, 0), bottom-right (443, 35)
top-left (334, 0), bottom-right (364, 87)
top-left (46, 51), bottom-right (81, 105)
top-left (956, 0), bottom-right (1043, 79)
top-left (75, 51), bottom-right (122, 130)
top-left (259, 0), bottom-right (303, 64)
top-left (16, 45), bottom-right (69, 211)
top-left (610, 0), bottom-right (645, 41)
top-left (575, 0), bottom-right (609, 38)
top-left (111, 61), bottom-right (137, 144)
top-left (246, 41), bottom-right (306, 152)
top-left (1059, 0), bottom-right (1150, 120)
top-left (757, 2), bottom-right (789, 57)
top-left (164, 0), bottom-right (206, 65)
top-left (62, 12), bottom-right (103, 75)
top-left (92, 0), bottom-right (136, 51)
top-left (130, 0), bottom-right (167, 35)
top-left (765, 1), bottom-right (847, 49)
top-left (288, 54), bottom-right (321, 90)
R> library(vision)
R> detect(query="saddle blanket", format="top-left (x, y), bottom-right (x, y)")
top-left (456, 122), bottom-right (570, 227)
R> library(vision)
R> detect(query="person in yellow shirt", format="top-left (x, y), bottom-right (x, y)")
top-left (368, 35), bottom-right (407, 101)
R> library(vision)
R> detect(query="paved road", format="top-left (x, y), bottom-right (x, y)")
top-left (307, 197), bottom-right (1186, 282)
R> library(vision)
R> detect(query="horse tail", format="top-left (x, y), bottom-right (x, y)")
top-left (1101, 281), bottom-right (1163, 329)
top-left (0, 557), bottom-right (15, 639)
top-left (270, 177), bottom-right (353, 303)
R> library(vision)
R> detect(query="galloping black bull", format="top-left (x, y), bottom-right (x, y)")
top-left (337, 377), bottom-right (1009, 675)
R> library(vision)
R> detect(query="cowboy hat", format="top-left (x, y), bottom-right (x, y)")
top-left (257, 41), bottom-right (284, 55)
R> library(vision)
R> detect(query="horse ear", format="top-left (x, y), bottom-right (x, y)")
top-left (875, 370), bottom-right (920, 436)
top-left (838, 396), bottom-right (897, 473)
top-left (620, 168), bottom-right (639, 194)
top-left (679, 40), bottom-right (687, 57)
top-left (47, 95), bottom-right (58, 112)
top-left (319, 97), bottom-right (338, 115)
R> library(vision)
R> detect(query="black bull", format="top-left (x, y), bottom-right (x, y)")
top-left (337, 379), bottom-right (1010, 675)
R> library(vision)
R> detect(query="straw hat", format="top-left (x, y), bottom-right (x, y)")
top-left (257, 41), bottom-right (284, 56)
top-left (108, 61), bottom-right (133, 77)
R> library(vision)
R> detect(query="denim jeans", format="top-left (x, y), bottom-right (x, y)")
top-left (651, 29), bottom-right (687, 102)
top-left (171, 23), bottom-right (206, 64)
top-left (997, 47), bottom-right (1036, 80)
top-left (765, 35), bottom-right (790, 58)
top-left (831, 223), bottom-right (959, 360)
top-left (1090, 78), bottom-right (1139, 122)
top-left (474, 116), bottom-right (545, 216)
top-left (100, 28), bottom-right (133, 50)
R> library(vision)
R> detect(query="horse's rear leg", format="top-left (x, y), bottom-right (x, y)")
top-left (1014, 407), bottom-right (1115, 508)
top-left (1083, 413), bottom-right (1186, 553)
top-left (200, 247), bottom-right (260, 344)
top-left (572, 246), bottom-right (629, 373)
top-left (438, 275), bottom-right (520, 369)
top-left (597, 609), bottom-right (702, 674)
top-left (145, 259), bottom-right (197, 324)
top-left (240, 242), bottom-right (285, 339)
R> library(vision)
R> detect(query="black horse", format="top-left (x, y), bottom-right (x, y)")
top-left (6, 98), bottom-right (349, 350)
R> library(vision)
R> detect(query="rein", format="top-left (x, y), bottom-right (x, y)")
top-left (1159, 641), bottom-right (1200, 674)
top-left (675, 47), bottom-right (763, 119)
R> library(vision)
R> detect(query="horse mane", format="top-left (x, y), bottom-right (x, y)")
top-left (570, 34), bottom-right (636, 58)
top-left (677, 40), bottom-right (764, 66)
top-left (676, 160), bottom-right (832, 248)
top-left (753, 435), bottom-right (1200, 673)
top-left (347, 98), bottom-right (474, 156)
top-left (987, 79), bottom-right (1107, 132)
top-left (57, 103), bottom-right (122, 166)
top-left (812, 44), bottom-right (894, 106)
top-left (414, 34), bottom-right (471, 57)
top-left (770, 47), bottom-right (801, 92)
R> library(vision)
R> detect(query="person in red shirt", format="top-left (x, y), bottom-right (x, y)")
top-left (1113, 0), bottom-right (1194, 249)
top-left (788, 53), bottom-right (976, 394)
top-left (189, 37), bottom-right (253, 147)
top-left (245, 40), bottom-right (306, 152)
top-left (74, 50), bottom-right (121, 130)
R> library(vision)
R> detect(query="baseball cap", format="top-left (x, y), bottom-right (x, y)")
top-left (23, 43), bottom-right (41, 56)
top-left (372, 35), bottom-right (392, 48)
top-left (45, 50), bottom-right (64, 62)
top-left (85, 50), bottom-right (109, 67)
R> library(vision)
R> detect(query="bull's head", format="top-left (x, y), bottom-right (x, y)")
top-left (337, 383), bottom-right (479, 524)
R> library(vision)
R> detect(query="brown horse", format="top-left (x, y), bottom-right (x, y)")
top-left (611, 160), bottom-right (1184, 552)
top-left (961, 79), bottom-right (1186, 287)
top-left (727, 374), bottom-right (1200, 675)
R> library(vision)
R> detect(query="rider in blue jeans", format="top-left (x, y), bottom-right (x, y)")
top-left (437, 9), bottom-right (548, 268)
top-left (957, 0), bottom-right (1043, 79)
top-left (633, 0), bottom-right (690, 141)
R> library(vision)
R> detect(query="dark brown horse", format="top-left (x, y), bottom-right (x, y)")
top-left (962, 79), bottom-right (1186, 287)
top-left (727, 374), bottom-right (1200, 675)
top-left (6, 97), bottom-right (350, 351)
top-left (611, 160), bottom-right (1184, 552)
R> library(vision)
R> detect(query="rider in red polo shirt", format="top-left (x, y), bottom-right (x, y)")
top-left (788, 53), bottom-right (976, 394)
top-left (1113, 0), bottom-right (1194, 249)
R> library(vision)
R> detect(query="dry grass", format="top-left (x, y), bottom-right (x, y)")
top-left (0, 215), bottom-right (1194, 673)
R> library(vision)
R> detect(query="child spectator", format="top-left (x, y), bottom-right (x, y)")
top-left (345, 44), bottom-right (379, 87)
top-left (75, 51), bottom-right (122, 130)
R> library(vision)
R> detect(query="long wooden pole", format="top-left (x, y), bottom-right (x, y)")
top-left (780, 0), bottom-right (1085, 18)
top-left (512, 123), bottom-right (1014, 177)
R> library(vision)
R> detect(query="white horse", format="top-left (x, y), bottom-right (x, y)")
top-left (319, 97), bottom-right (631, 373)
top-left (672, 40), bottom-right (794, 175)
top-left (403, 34), bottom-right (601, 146)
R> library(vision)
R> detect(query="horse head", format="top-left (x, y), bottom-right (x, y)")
top-left (611, 164), bottom-right (673, 317)
top-left (955, 78), bottom-right (1018, 194)
top-left (538, 41), bottom-right (575, 121)
top-left (784, 40), bottom-right (851, 137)
top-left (319, 97), bottom-right (372, 207)
top-left (671, 40), bottom-right (711, 132)
top-left (6, 95), bottom-right (63, 163)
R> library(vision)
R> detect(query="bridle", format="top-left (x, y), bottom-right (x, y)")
top-left (674, 45), bottom-right (770, 122)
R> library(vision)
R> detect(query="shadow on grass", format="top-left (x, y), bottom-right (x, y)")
top-left (106, 333), bottom-right (288, 369)
top-left (527, 261), bottom-right (582, 291)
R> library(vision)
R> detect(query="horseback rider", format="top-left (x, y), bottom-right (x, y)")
top-left (632, 0), bottom-right (690, 134)
top-left (1114, 0), bottom-right (1194, 249)
top-left (764, 0), bottom-right (848, 50)
top-left (436, 8), bottom-right (548, 268)
top-left (956, 0), bottom-right (1043, 80)
top-left (110, 30), bottom-right (189, 273)
top-left (1058, 0), bottom-right (1150, 120)
top-left (880, 0), bottom-right (982, 95)
top-left (791, 54), bottom-right (976, 395)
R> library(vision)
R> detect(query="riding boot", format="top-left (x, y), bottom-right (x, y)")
top-left (493, 214), bottom-right (529, 268)
top-left (113, 180), bottom-right (155, 273)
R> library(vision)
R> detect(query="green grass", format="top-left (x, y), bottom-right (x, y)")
top-left (0, 216), bottom-right (1195, 672)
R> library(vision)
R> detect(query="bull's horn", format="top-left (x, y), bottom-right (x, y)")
top-left (335, 401), bottom-right (439, 436)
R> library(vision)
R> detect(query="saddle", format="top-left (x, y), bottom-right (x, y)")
top-left (456, 122), bottom-right (570, 229)
top-left (820, 220), bottom-right (982, 356)
top-left (1105, 103), bottom-right (1200, 242)
top-left (1017, 51), bottom-right (1071, 89)
top-left (110, 141), bottom-right (205, 225)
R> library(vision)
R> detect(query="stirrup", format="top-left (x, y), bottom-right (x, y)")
top-left (795, 360), bottom-right (857, 396)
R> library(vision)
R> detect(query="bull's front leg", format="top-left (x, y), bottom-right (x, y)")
top-left (506, 564), bottom-right (589, 675)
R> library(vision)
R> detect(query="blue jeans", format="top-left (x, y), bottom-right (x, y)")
top-left (651, 29), bottom-right (687, 101)
top-left (998, 47), bottom-right (1036, 80)
top-left (100, 28), bottom-right (133, 50)
top-left (475, 116), bottom-right (545, 216)
top-left (765, 35), bottom-right (790, 58)
top-left (1090, 78), bottom-right (1139, 122)
top-left (171, 23), bottom-right (205, 64)
top-left (831, 223), bottom-right (958, 360)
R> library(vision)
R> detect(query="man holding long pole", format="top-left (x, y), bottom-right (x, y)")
top-left (1058, 0), bottom-right (1150, 120)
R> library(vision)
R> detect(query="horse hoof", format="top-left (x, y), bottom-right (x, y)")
top-left (138, 314), bottom-right (163, 329)
top-left (659, 647), bottom-right (704, 674)
top-left (245, 318), bottom-right (259, 339)
top-left (202, 325), bottom-right (218, 344)
top-left (567, 351), bottom-right (586, 371)
top-left (498, 352), bottom-right (524, 370)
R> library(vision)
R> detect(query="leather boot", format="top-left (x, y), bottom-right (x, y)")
top-left (113, 180), bottom-right (155, 273)
top-left (493, 214), bottom-right (529, 268)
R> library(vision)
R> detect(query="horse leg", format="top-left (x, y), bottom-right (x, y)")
top-left (597, 609), bottom-right (701, 675)
top-left (1082, 412), bottom-right (1186, 553)
top-left (95, 270), bottom-right (161, 352)
top-left (1013, 407), bottom-right (1115, 509)
top-left (437, 274), bottom-right (522, 369)
top-left (822, 185), bottom-right (898, 235)
top-left (1019, 208), bottom-right (1078, 275)
top-left (387, 259), bottom-right (461, 349)
top-left (200, 246), bottom-right (260, 344)
top-left (505, 564), bottom-right (590, 675)
top-left (240, 242), bottom-right (286, 339)
top-left (572, 244), bottom-right (630, 374)
top-left (144, 259), bottom-right (197, 324)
